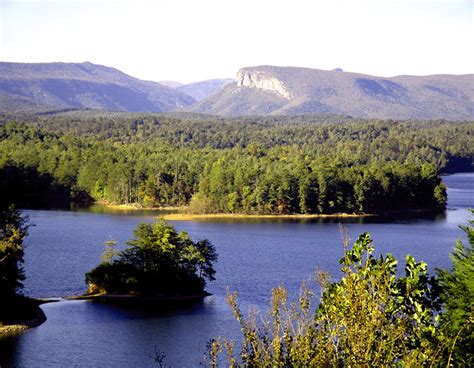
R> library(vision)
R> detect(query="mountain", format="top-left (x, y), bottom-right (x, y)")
top-left (190, 66), bottom-right (474, 120)
top-left (0, 62), bottom-right (195, 113)
top-left (2, 62), bottom-right (472, 119)
top-left (177, 79), bottom-right (234, 101)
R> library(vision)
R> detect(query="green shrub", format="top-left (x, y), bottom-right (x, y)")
top-left (437, 209), bottom-right (474, 366)
top-left (208, 227), bottom-right (473, 366)
top-left (0, 205), bottom-right (29, 296)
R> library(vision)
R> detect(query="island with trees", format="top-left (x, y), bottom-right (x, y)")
top-left (82, 220), bottom-right (217, 306)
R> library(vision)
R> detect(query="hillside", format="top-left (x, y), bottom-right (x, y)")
top-left (190, 66), bottom-right (474, 120)
top-left (2, 63), bottom-right (472, 119)
top-left (0, 62), bottom-right (195, 113)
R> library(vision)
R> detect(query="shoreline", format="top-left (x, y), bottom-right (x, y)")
top-left (95, 202), bottom-right (370, 219)
top-left (162, 212), bottom-right (374, 221)
top-left (92, 202), bottom-right (441, 220)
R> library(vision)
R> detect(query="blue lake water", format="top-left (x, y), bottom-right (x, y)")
top-left (0, 173), bottom-right (473, 367)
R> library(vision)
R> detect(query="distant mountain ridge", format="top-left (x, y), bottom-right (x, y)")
top-left (190, 66), bottom-right (474, 120)
top-left (0, 62), bottom-right (195, 112)
top-left (1, 62), bottom-right (472, 120)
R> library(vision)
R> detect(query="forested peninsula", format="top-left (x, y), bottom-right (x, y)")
top-left (1, 112), bottom-right (473, 215)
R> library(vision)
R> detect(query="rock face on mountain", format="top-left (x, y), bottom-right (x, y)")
top-left (0, 62), bottom-right (195, 112)
top-left (190, 66), bottom-right (474, 120)
top-left (236, 69), bottom-right (292, 99)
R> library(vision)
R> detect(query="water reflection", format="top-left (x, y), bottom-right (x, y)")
top-left (73, 203), bottom-right (176, 217)
top-left (191, 211), bottom-right (448, 225)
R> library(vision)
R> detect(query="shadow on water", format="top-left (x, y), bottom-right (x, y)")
top-left (0, 335), bottom-right (20, 367)
top-left (1, 295), bottom-right (240, 367)
top-left (79, 296), bottom-right (208, 318)
top-left (0, 298), bottom-right (222, 368)
top-left (72, 203), bottom-right (175, 217)
top-left (180, 211), bottom-right (447, 225)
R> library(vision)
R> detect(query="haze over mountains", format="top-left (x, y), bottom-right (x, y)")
top-left (0, 62), bottom-right (195, 113)
top-left (1, 62), bottom-right (472, 120)
top-left (158, 79), bottom-right (234, 101)
top-left (175, 79), bottom-right (234, 101)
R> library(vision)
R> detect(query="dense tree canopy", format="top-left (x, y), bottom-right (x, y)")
top-left (1, 112), bottom-right (472, 214)
top-left (85, 220), bottom-right (217, 296)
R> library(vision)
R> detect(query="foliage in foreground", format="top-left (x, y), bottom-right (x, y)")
top-left (437, 210), bottom-right (474, 366)
top-left (208, 219), bottom-right (474, 367)
top-left (0, 205), bottom-right (29, 296)
top-left (86, 220), bottom-right (217, 296)
top-left (0, 205), bottom-right (33, 325)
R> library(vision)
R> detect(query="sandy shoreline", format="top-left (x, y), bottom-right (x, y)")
top-left (94, 202), bottom-right (438, 221)
top-left (94, 202), bottom-right (373, 220)
top-left (162, 212), bottom-right (373, 221)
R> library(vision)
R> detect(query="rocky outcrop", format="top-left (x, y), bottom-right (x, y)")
top-left (86, 283), bottom-right (107, 295)
top-left (236, 69), bottom-right (293, 99)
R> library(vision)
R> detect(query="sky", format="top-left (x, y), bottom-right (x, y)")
top-left (0, 0), bottom-right (472, 83)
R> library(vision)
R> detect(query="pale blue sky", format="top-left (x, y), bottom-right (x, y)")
top-left (1, 0), bottom-right (472, 83)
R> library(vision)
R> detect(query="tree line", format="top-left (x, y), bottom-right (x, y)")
top-left (0, 112), bottom-right (472, 213)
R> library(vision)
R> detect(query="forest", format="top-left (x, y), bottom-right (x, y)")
top-left (0, 111), bottom-right (473, 214)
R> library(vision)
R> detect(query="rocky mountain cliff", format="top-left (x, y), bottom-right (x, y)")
top-left (190, 66), bottom-right (474, 120)
top-left (0, 62), bottom-right (195, 113)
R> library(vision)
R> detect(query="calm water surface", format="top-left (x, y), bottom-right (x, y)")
top-left (1, 173), bottom-right (473, 367)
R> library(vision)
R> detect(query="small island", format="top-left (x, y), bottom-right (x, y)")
top-left (81, 220), bottom-right (217, 306)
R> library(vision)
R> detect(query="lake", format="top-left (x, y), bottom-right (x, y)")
top-left (1, 173), bottom-right (473, 367)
